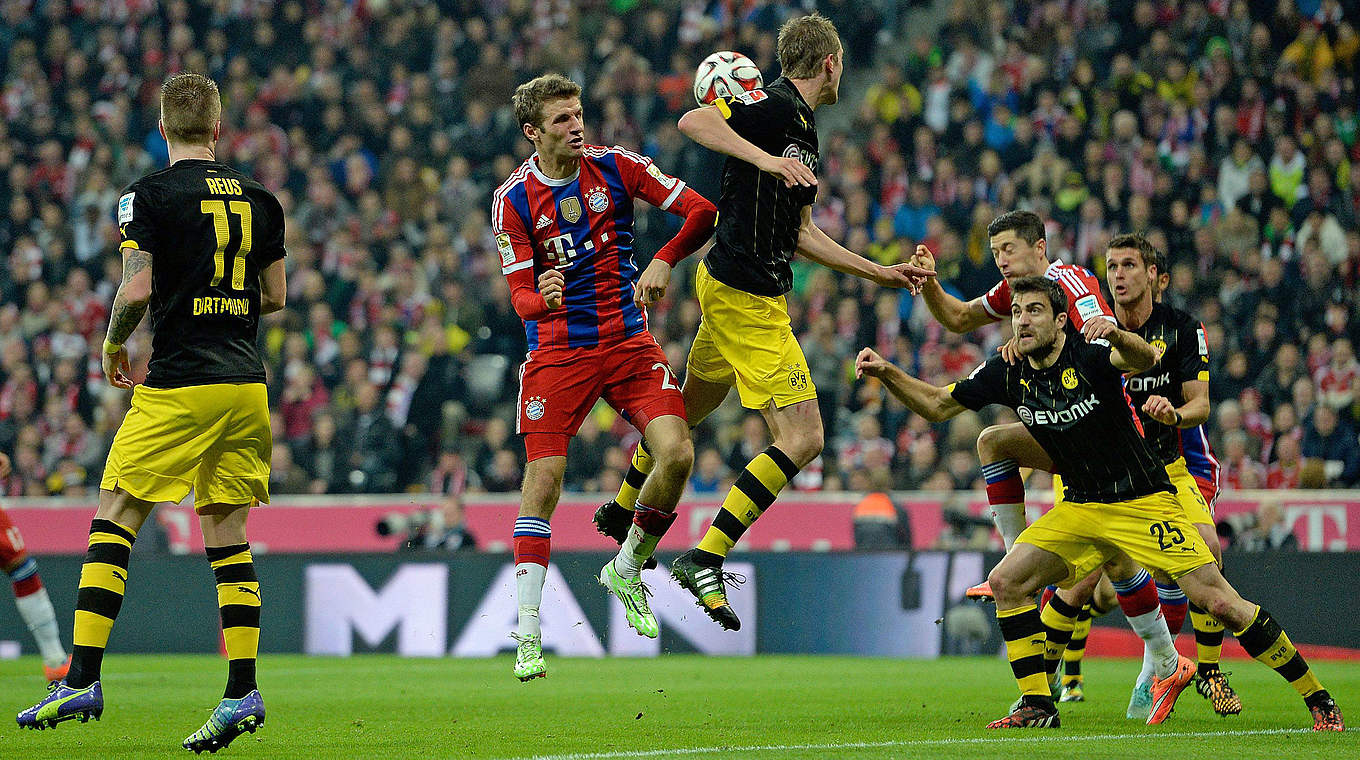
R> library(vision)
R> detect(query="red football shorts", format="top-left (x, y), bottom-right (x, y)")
top-left (0, 506), bottom-right (27, 569)
top-left (517, 333), bottom-right (687, 461)
top-left (1192, 474), bottom-right (1219, 509)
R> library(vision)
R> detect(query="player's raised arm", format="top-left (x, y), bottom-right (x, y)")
top-left (1145, 318), bottom-right (1211, 428)
top-left (102, 246), bottom-right (152, 389)
top-left (1093, 324), bottom-right (1157, 374)
top-left (796, 206), bottom-right (934, 290)
top-left (855, 348), bottom-right (966, 422)
top-left (910, 244), bottom-right (996, 333)
top-left (677, 104), bottom-right (816, 188)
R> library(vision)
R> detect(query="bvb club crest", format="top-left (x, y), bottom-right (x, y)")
top-left (789, 368), bottom-right (809, 392)
top-left (560, 196), bottom-right (582, 223)
top-left (1061, 368), bottom-right (1079, 390)
top-left (1151, 339), bottom-right (1167, 362)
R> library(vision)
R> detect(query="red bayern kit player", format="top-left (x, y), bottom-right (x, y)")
top-left (491, 74), bottom-right (716, 680)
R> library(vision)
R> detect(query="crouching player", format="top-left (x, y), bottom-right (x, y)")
top-left (855, 276), bottom-right (1343, 731)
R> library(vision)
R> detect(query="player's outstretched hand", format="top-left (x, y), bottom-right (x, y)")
top-left (875, 262), bottom-right (937, 294)
top-left (1081, 317), bottom-right (1118, 343)
top-left (855, 347), bottom-right (891, 380)
top-left (1142, 395), bottom-right (1179, 426)
top-left (103, 346), bottom-right (134, 390)
top-left (539, 268), bottom-right (565, 310)
top-left (635, 259), bottom-right (672, 307)
top-left (756, 154), bottom-right (817, 188)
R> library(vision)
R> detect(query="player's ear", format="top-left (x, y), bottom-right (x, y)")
top-left (158, 119), bottom-right (166, 141)
top-left (212, 120), bottom-right (221, 142)
top-left (522, 122), bottom-right (537, 143)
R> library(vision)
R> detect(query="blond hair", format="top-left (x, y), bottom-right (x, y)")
top-left (777, 14), bottom-right (842, 79)
top-left (160, 72), bottom-right (221, 145)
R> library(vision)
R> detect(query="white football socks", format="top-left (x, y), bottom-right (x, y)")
top-left (15, 586), bottom-right (67, 668)
top-left (515, 563), bottom-right (547, 639)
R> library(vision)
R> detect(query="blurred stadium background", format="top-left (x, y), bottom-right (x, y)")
top-left (2, 0), bottom-right (1360, 754)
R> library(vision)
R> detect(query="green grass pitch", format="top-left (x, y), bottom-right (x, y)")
top-left (3, 655), bottom-right (1356, 759)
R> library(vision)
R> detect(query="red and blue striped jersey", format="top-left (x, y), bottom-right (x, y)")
top-left (981, 260), bottom-right (1115, 329)
top-left (492, 145), bottom-right (689, 351)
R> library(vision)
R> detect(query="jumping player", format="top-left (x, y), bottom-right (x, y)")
top-left (856, 276), bottom-right (1343, 731)
top-left (597, 14), bottom-right (933, 631)
top-left (492, 73), bottom-right (716, 680)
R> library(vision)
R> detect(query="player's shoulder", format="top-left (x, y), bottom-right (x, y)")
top-left (584, 144), bottom-right (651, 166)
top-left (1152, 301), bottom-right (1196, 329)
top-left (493, 159), bottom-right (536, 199)
top-left (1047, 260), bottom-right (1098, 292)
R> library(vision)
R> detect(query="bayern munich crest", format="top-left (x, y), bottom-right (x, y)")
top-left (586, 187), bottom-right (609, 212)
top-left (525, 396), bottom-right (546, 420)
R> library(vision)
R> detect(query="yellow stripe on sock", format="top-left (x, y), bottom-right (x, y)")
top-left (1190, 607), bottom-right (1223, 665)
top-left (210, 549), bottom-right (254, 570)
top-left (89, 531), bottom-right (133, 550)
top-left (1040, 600), bottom-right (1077, 665)
top-left (223, 627), bottom-right (260, 659)
top-left (217, 581), bottom-right (261, 607)
top-left (78, 562), bottom-right (128, 594)
top-left (747, 453), bottom-right (792, 496)
top-left (696, 525), bottom-right (737, 557)
top-left (633, 444), bottom-right (654, 475)
top-left (72, 609), bottom-right (116, 648)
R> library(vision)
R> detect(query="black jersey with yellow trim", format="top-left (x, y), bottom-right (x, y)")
top-left (703, 76), bottom-right (818, 298)
top-left (1122, 302), bottom-right (1210, 466)
top-left (949, 336), bottom-right (1175, 503)
top-left (117, 159), bottom-right (286, 389)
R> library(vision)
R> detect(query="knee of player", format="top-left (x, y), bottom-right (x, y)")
top-left (789, 426), bottom-right (825, 464)
top-left (987, 566), bottom-right (1018, 603)
top-left (652, 436), bottom-right (695, 474)
top-left (975, 425), bottom-right (1006, 460)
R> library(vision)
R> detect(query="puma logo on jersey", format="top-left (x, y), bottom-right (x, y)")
top-left (535, 214), bottom-right (553, 230)
top-left (237, 585), bottom-right (261, 599)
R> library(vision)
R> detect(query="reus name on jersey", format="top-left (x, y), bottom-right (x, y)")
top-left (117, 159), bottom-right (287, 389)
top-left (949, 337), bottom-right (1174, 503)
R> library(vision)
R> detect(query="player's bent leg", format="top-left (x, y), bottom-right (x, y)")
top-left (675, 399), bottom-right (815, 631)
top-left (988, 544), bottom-right (1068, 728)
top-left (1176, 564), bottom-right (1342, 730)
top-left (967, 423), bottom-right (1054, 602)
top-left (1185, 520), bottom-right (1237, 714)
top-left (1042, 576), bottom-right (1099, 689)
top-left (512, 453), bottom-right (566, 681)
top-left (601, 417), bottom-right (690, 638)
top-left (17, 488), bottom-right (152, 729)
top-left (977, 423), bottom-right (1053, 551)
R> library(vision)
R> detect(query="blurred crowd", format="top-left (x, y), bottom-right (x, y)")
top-left (1, 0), bottom-right (1358, 503)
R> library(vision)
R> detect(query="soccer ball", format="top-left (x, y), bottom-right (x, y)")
top-left (693, 51), bottom-right (763, 106)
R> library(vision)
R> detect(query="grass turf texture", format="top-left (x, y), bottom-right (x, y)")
top-left (3, 655), bottom-right (1356, 759)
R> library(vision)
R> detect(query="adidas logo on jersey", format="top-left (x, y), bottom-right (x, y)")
top-left (535, 214), bottom-right (553, 230)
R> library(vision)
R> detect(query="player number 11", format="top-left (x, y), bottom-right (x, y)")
top-left (201, 199), bottom-right (253, 290)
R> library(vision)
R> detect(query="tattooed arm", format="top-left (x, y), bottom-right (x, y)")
top-left (103, 247), bottom-right (152, 389)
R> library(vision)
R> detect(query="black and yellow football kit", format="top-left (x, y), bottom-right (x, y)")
top-left (101, 159), bottom-right (286, 509)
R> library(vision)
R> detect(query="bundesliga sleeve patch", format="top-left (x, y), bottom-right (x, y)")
top-left (1197, 327), bottom-right (1208, 357)
top-left (118, 192), bottom-right (135, 224)
top-left (645, 163), bottom-right (677, 189)
top-left (496, 233), bottom-right (515, 267)
top-left (1074, 295), bottom-right (1103, 322)
top-left (734, 89), bottom-right (767, 105)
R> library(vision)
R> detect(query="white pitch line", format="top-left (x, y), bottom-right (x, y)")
top-left (498, 728), bottom-right (1318, 760)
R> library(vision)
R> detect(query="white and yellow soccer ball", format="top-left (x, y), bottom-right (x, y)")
top-left (693, 51), bottom-right (763, 106)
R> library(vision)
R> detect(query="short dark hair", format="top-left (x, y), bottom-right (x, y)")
top-left (777, 13), bottom-right (842, 79)
top-left (1107, 233), bottom-right (1165, 274)
top-left (512, 73), bottom-right (582, 131)
top-left (1010, 275), bottom-right (1068, 317)
top-left (987, 210), bottom-right (1046, 245)
top-left (160, 72), bottom-right (221, 144)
